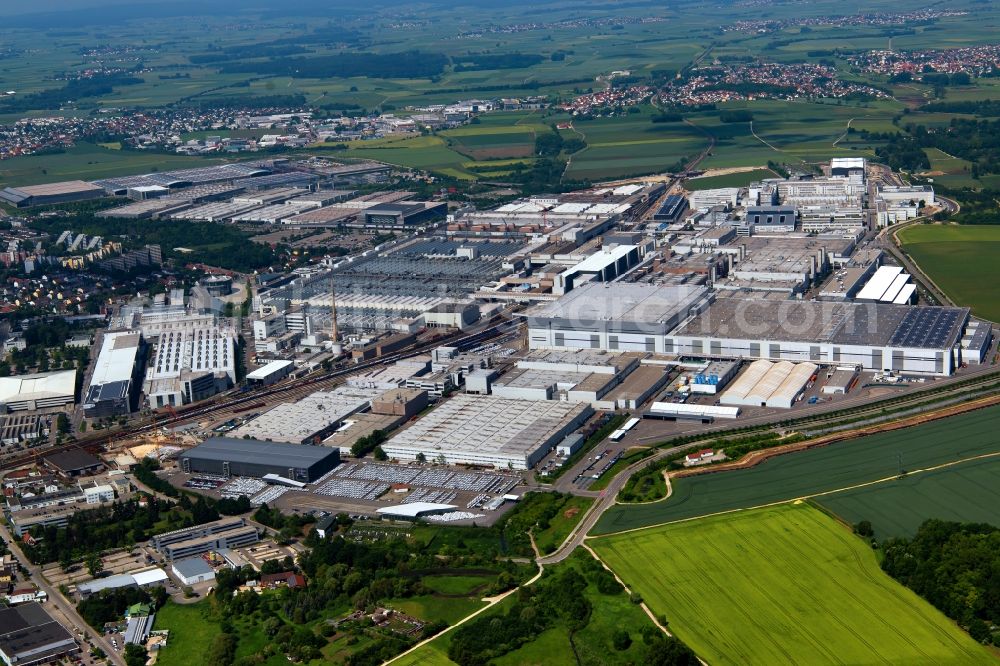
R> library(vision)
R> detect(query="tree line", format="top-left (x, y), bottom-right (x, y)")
top-left (882, 520), bottom-right (1000, 645)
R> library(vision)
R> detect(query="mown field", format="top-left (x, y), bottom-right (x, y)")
top-left (683, 168), bottom-right (776, 190)
top-left (817, 456), bottom-right (1000, 539)
top-left (563, 108), bottom-right (709, 181)
top-left (592, 503), bottom-right (994, 666)
top-left (898, 224), bottom-right (1000, 322)
top-left (686, 99), bottom-right (900, 169)
top-left (0, 143), bottom-right (229, 187)
top-left (594, 405), bottom-right (1000, 534)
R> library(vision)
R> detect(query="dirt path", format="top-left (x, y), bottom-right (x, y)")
top-left (384, 565), bottom-right (545, 664)
top-left (749, 120), bottom-right (782, 153)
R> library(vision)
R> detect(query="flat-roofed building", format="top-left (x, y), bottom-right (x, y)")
top-left (84, 330), bottom-right (145, 419)
top-left (382, 393), bottom-right (593, 469)
top-left (43, 450), bottom-right (103, 478)
top-left (152, 518), bottom-right (259, 560)
top-left (669, 300), bottom-right (970, 376)
top-left (0, 602), bottom-right (79, 666)
top-left (245, 360), bottom-right (293, 386)
top-left (0, 370), bottom-right (76, 412)
top-left (230, 387), bottom-right (380, 444)
top-left (178, 437), bottom-right (340, 482)
top-left (0, 180), bottom-right (106, 208)
top-left (171, 557), bottom-right (216, 586)
top-left (525, 282), bottom-right (712, 354)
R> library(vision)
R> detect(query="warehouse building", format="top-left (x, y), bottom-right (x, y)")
top-left (0, 180), bottom-right (106, 208)
top-left (688, 187), bottom-right (740, 210)
top-left (171, 557), bottom-right (216, 586)
top-left (179, 437), bottom-right (341, 482)
top-left (0, 369), bottom-right (76, 412)
top-left (230, 386), bottom-right (381, 444)
top-left (0, 602), bottom-right (79, 665)
top-left (246, 360), bottom-right (294, 386)
top-left (652, 194), bottom-right (688, 223)
top-left (43, 450), bottom-right (103, 478)
top-left (689, 360), bottom-right (740, 395)
top-left (76, 568), bottom-right (168, 598)
top-left (354, 201), bottom-right (447, 230)
top-left (83, 330), bottom-right (146, 418)
top-left (720, 360), bottom-right (819, 409)
top-left (381, 394), bottom-right (593, 469)
top-left (669, 300), bottom-right (970, 376)
top-left (525, 282), bottom-right (712, 354)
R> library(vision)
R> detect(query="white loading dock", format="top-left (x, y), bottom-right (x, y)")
top-left (720, 360), bottom-right (818, 409)
top-left (246, 360), bottom-right (294, 386)
top-left (646, 402), bottom-right (740, 421)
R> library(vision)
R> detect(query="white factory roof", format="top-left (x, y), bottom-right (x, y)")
top-left (893, 283), bottom-right (916, 305)
top-left (246, 360), bottom-right (294, 380)
top-left (77, 567), bottom-right (167, 594)
top-left (131, 568), bottom-right (169, 586)
top-left (230, 386), bottom-right (381, 443)
top-left (376, 502), bottom-right (457, 518)
top-left (855, 266), bottom-right (903, 301)
top-left (830, 157), bottom-right (866, 170)
top-left (647, 402), bottom-right (740, 419)
top-left (551, 202), bottom-right (593, 214)
top-left (880, 274), bottom-right (911, 304)
top-left (570, 244), bottom-right (637, 274)
top-left (526, 282), bottom-right (709, 325)
top-left (91, 331), bottom-right (142, 385)
top-left (720, 360), bottom-right (818, 408)
top-left (382, 393), bottom-right (590, 468)
top-left (612, 184), bottom-right (644, 196)
top-left (0, 369), bottom-right (76, 404)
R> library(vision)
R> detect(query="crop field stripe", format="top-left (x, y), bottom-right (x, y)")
top-left (816, 457), bottom-right (1000, 538)
top-left (594, 405), bottom-right (1000, 534)
top-left (592, 505), bottom-right (992, 665)
top-left (593, 449), bottom-right (1000, 540)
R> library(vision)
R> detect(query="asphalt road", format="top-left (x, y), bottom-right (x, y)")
top-left (0, 521), bottom-right (125, 666)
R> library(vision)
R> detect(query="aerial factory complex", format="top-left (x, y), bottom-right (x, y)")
top-left (2, 3), bottom-right (1000, 665)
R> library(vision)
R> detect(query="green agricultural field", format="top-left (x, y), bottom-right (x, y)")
top-left (594, 405), bottom-right (1000, 534)
top-left (564, 108), bottom-right (709, 181)
top-left (592, 503), bottom-right (993, 666)
top-left (684, 168), bottom-right (776, 190)
top-left (687, 99), bottom-right (900, 170)
top-left (0, 143), bottom-right (228, 187)
top-left (921, 147), bottom-right (977, 189)
top-left (385, 595), bottom-right (486, 626)
top-left (898, 224), bottom-right (1000, 322)
top-left (154, 602), bottom-right (222, 666)
top-left (817, 456), bottom-right (1000, 538)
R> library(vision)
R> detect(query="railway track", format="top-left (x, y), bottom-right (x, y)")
top-left (0, 319), bottom-right (519, 470)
